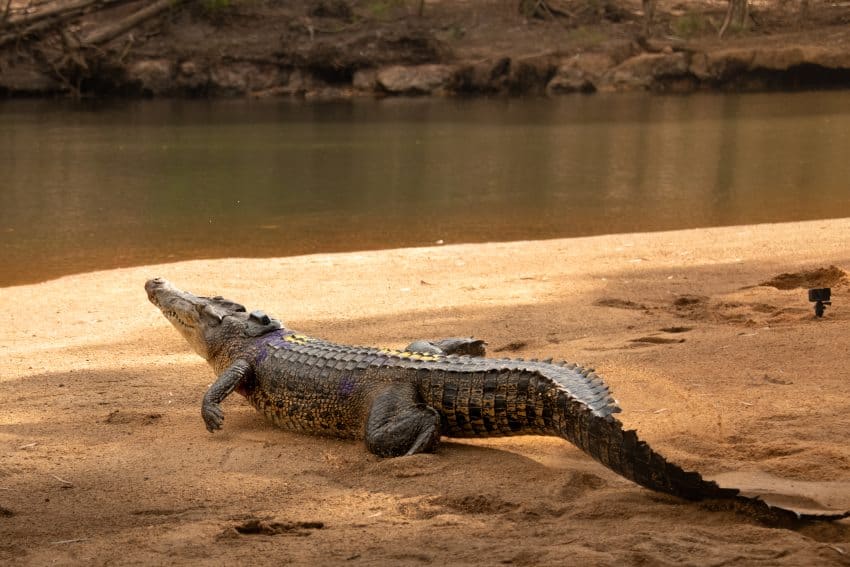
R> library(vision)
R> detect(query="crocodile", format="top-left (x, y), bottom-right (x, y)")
top-left (145, 278), bottom-right (850, 525)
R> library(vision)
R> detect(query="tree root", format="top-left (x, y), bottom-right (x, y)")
top-left (82, 0), bottom-right (184, 45)
top-left (0, 0), bottom-right (184, 49)
top-left (5, 0), bottom-right (115, 28)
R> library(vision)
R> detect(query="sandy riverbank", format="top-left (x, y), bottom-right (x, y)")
top-left (1, 218), bottom-right (849, 565)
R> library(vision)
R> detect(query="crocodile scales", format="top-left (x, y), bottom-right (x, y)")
top-left (145, 278), bottom-right (850, 525)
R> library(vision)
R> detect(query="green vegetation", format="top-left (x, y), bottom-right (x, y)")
top-left (366, 0), bottom-right (406, 19)
top-left (203, 0), bottom-right (231, 12)
top-left (671, 12), bottom-right (712, 38)
top-left (565, 26), bottom-right (607, 47)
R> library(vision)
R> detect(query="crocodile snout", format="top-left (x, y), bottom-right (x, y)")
top-left (145, 277), bottom-right (168, 301)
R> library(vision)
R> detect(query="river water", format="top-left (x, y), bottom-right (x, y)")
top-left (2, 93), bottom-right (849, 286)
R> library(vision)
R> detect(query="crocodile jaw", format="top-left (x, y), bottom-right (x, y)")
top-left (145, 277), bottom-right (219, 360)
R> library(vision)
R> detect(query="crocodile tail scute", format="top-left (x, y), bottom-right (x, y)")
top-left (559, 396), bottom-right (850, 525)
top-left (559, 396), bottom-right (736, 501)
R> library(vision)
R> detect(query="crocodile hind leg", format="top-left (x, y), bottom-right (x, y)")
top-left (365, 384), bottom-right (441, 457)
top-left (405, 337), bottom-right (487, 357)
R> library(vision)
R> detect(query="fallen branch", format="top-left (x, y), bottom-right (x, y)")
top-left (81, 0), bottom-right (184, 45)
top-left (5, 0), bottom-right (121, 28)
top-left (50, 473), bottom-right (74, 486)
top-left (0, 0), bottom-right (129, 49)
top-left (0, 14), bottom-right (59, 47)
top-left (50, 538), bottom-right (88, 545)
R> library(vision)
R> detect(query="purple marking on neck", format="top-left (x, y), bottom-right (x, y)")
top-left (254, 328), bottom-right (295, 365)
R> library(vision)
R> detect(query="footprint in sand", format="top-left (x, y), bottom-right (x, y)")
top-left (670, 295), bottom-right (790, 325)
top-left (493, 341), bottom-right (528, 353)
top-left (559, 471), bottom-right (608, 501)
top-left (628, 336), bottom-right (686, 347)
top-left (759, 265), bottom-right (848, 290)
top-left (626, 327), bottom-right (691, 348)
top-left (659, 326), bottom-right (692, 333)
top-left (594, 298), bottom-right (648, 310)
top-left (222, 517), bottom-right (324, 537)
top-left (103, 410), bottom-right (163, 426)
top-left (397, 494), bottom-right (517, 520)
top-left (433, 494), bottom-right (518, 515)
top-left (671, 294), bottom-right (709, 312)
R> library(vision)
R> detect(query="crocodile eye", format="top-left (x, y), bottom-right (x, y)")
top-left (250, 310), bottom-right (271, 325)
top-left (198, 304), bottom-right (223, 325)
top-left (212, 295), bottom-right (224, 300)
top-left (220, 300), bottom-right (246, 312)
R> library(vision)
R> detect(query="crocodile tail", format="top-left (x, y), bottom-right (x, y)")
top-left (558, 395), bottom-right (850, 525)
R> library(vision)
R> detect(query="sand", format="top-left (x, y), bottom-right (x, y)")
top-left (1, 219), bottom-right (849, 566)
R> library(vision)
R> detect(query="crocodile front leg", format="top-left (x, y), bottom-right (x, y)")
top-left (365, 384), bottom-right (441, 457)
top-left (405, 337), bottom-right (487, 357)
top-left (202, 359), bottom-right (252, 433)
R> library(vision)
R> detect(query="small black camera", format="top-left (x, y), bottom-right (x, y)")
top-left (808, 288), bottom-right (831, 318)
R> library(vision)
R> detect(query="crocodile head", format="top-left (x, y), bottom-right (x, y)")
top-left (145, 278), bottom-right (281, 362)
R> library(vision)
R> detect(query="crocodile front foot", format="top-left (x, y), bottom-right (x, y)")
top-left (202, 401), bottom-right (225, 432)
top-left (200, 359), bottom-right (252, 433)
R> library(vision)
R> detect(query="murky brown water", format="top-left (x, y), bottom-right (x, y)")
top-left (2, 93), bottom-right (850, 287)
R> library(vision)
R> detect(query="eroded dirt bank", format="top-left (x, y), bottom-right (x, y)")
top-left (3, 0), bottom-right (850, 98)
top-left (1, 219), bottom-right (849, 565)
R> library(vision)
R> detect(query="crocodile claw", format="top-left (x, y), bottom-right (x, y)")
top-left (202, 402), bottom-right (225, 432)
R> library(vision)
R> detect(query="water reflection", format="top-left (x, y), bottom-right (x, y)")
top-left (1, 93), bottom-right (849, 286)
